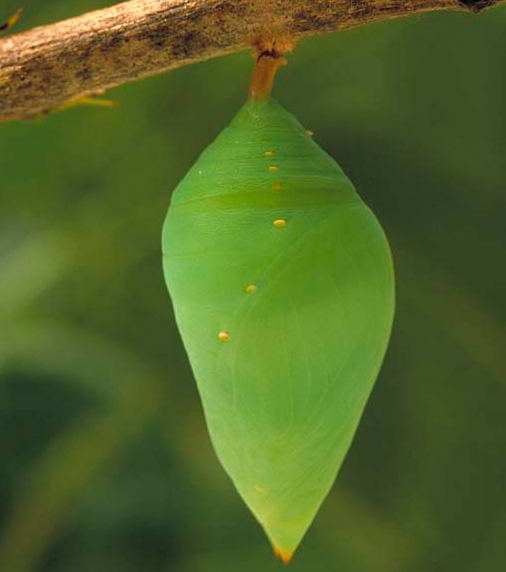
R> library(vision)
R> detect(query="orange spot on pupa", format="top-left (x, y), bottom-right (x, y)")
top-left (218, 331), bottom-right (230, 342)
top-left (245, 284), bottom-right (257, 294)
top-left (306, 129), bottom-right (314, 137)
top-left (269, 165), bottom-right (279, 172)
top-left (273, 219), bottom-right (287, 227)
top-left (264, 149), bottom-right (276, 157)
top-left (274, 546), bottom-right (293, 565)
top-left (270, 181), bottom-right (283, 192)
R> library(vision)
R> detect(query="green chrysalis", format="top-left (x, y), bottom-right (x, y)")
top-left (162, 54), bottom-right (395, 561)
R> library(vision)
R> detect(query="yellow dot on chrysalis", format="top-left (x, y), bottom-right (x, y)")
top-left (264, 150), bottom-right (276, 157)
top-left (306, 129), bottom-right (314, 137)
top-left (270, 181), bottom-right (283, 192)
top-left (245, 284), bottom-right (257, 294)
top-left (273, 219), bottom-right (287, 228)
top-left (218, 331), bottom-right (230, 342)
top-left (268, 165), bottom-right (279, 172)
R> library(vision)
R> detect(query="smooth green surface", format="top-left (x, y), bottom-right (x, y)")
top-left (163, 97), bottom-right (395, 555)
top-left (1, 1), bottom-right (506, 571)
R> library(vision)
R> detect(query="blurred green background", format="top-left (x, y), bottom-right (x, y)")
top-left (1, 2), bottom-right (506, 571)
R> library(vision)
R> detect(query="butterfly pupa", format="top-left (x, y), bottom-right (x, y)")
top-left (162, 52), bottom-right (395, 561)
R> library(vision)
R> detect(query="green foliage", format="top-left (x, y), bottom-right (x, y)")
top-left (1, 1), bottom-right (506, 571)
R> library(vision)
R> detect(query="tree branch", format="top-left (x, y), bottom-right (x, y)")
top-left (0, 0), bottom-right (503, 122)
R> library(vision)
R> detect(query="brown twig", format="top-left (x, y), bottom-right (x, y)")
top-left (0, 0), bottom-right (503, 122)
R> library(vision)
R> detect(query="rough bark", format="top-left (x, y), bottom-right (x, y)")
top-left (0, 0), bottom-right (503, 122)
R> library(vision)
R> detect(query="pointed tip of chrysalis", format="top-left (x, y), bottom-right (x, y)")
top-left (273, 546), bottom-right (293, 565)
